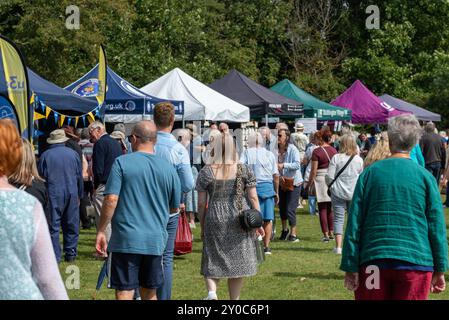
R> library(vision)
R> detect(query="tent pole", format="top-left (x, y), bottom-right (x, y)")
top-left (265, 114), bottom-right (268, 127)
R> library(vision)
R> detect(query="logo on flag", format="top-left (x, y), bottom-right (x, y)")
top-left (72, 79), bottom-right (99, 97)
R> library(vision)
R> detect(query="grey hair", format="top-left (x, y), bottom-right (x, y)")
top-left (247, 131), bottom-right (263, 148)
top-left (425, 121), bottom-right (436, 134)
top-left (88, 121), bottom-right (105, 131)
top-left (80, 128), bottom-right (90, 140)
top-left (388, 114), bottom-right (422, 153)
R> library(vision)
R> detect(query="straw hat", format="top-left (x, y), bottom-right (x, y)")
top-left (113, 123), bottom-right (126, 134)
top-left (47, 129), bottom-right (69, 144)
top-left (110, 131), bottom-right (127, 150)
top-left (295, 122), bottom-right (304, 131)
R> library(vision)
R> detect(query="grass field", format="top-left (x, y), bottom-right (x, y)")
top-left (59, 205), bottom-right (449, 300)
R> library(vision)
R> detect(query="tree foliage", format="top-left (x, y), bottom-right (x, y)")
top-left (1, 0), bottom-right (449, 126)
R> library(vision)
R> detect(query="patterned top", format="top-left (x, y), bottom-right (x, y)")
top-left (0, 188), bottom-right (68, 300)
top-left (196, 165), bottom-right (259, 278)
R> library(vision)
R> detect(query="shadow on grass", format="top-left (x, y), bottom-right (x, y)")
top-left (299, 272), bottom-right (345, 280)
top-left (271, 271), bottom-right (344, 280)
top-left (274, 247), bottom-right (331, 253)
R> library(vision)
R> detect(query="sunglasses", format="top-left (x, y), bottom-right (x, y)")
top-left (127, 134), bottom-right (142, 141)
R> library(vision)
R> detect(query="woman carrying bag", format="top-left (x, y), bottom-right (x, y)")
top-left (325, 134), bottom-right (364, 254)
top-left (277, 129), bottom-right (303, 242)
top-left (308, 129), bottom-right (337, 242)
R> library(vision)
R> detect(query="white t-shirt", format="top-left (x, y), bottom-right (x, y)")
top-left (325, 153), bottom-right (364, 201)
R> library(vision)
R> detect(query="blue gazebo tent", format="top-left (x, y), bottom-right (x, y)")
top-left (65, 65), bottom-right (184, 122)
top-left (28, 68), bottom-right (98, 115)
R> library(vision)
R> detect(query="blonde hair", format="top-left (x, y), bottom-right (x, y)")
top-left (339, 134), bottom-right (358, 156)
top-left (9, 139), bottom-right (44, 186)
top-left (364, 132), bottom-right (390, 168)
top-left (209, 133), bottom-right (239, 179)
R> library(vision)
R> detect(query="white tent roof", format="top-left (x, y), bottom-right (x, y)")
top-left (140, 68), bottom-right (250, 122)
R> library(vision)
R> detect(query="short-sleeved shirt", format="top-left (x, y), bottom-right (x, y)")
top-left (312, 146), bottom-right (338, 169)
top-left (104, 152), bottom-right (181, 256)
top-left (240, 147), bottom-right (279, 183)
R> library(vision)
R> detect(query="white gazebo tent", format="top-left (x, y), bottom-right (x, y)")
top-left (140, 68), bottom-right (250, 122)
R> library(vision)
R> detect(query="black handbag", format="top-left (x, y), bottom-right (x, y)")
top-left (236, 164), bottom-right (263, 231)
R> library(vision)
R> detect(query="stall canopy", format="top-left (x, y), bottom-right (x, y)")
top-left (209, 69), bottom-right (303, 118)
top-left (270, 79), bottom-right (351, 121)
top-left (379, 94), bottom-right (441, 122)
top-left (65, 65), bottom-right (184, 122)
top-left (29, 68), bottom-right (98, 114)
top-left (140, 68), bottom-right (250, 122)
top-left (331, 80), bottom-right (408, 124)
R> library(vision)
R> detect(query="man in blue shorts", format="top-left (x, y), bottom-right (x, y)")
top-left (95, 120), bottom-right (181, 300)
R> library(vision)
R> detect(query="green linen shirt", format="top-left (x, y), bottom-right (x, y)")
top-left (341, 158), bottom-right (448, 273)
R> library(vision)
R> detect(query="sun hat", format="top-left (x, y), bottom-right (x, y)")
top-left (295, 122), bottom-right (305, 130)
top-left (47, 129), bottom-right (69, 144)
top-left (113, 123), bottom-right (126, 134)
top-left (110, 131), bottom-right (127, 150)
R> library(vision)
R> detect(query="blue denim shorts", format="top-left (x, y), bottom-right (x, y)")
top-left (109, 252), bottom-right (163, 290)
top-left (258, 196), bottom-right (275, 221)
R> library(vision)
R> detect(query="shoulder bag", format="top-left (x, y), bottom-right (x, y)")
top-left (279, 148), bottom-right (295, 192)
top-left (236, 164), bottom-right (263, 231)
top-left (327, 155), bottom-right (355, 197)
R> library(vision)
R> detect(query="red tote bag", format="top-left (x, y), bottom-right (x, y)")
top-left (174, 210), bottom-right (193, 256)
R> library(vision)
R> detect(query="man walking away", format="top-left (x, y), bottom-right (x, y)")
top-left (95, 121), bottom-right (181, 300)
top-left (38, 129), bottom-right (83, 263)
top-left (88, 121), bottom-right (122, 242)
top-left (154, 102), bottom-right (194, 300)
top-left (420, 122), bottom-right (445, 183)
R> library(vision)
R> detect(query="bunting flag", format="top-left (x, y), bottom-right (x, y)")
top-left (33, 93), bottom-right (101, 128)
top-left (59, 114), bottom-right (66, 127)
top-left (0, 35), bottom-right (31, 140)
top-left (33, 112), bottom-right (45, 121)
top-left (96, 45), bottom-right (107, 106)
top-left (45, 106), bottom-right (51, 119)
top-left (87, 111), bottom-right (95, 123)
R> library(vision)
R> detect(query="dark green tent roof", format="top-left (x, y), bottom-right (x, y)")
top-left (271, 79), bottom-right (351, 121)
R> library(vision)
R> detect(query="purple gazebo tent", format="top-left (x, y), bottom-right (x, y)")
top-left (331, 80), bottom-right (409, 124)
top-left (379, 94), bottom-right (441, 122)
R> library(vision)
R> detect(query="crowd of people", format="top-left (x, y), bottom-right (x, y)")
top-left (0, 103), bottom-right (448, 300)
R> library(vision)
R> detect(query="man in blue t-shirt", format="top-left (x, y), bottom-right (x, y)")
top-left (95, 120), bottom-right (181, 300)
top-left (154, 102), bottom-right (194, 301)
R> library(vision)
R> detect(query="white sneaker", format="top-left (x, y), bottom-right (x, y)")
top-left (203, 294), bottom-right (218, 300)
top-left (297, 204), bottom-right (304, 209)
top-left (333, 247), bottom-right (342, 255)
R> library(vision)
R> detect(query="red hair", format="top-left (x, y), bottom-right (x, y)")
top-left (0, 119), bottom-right (23, 176)
top-left (320, 129), bottom-right (332, 143)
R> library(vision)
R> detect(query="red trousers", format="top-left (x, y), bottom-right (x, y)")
top-left (318, 202), bottom-right (333, 234)
top-left (355, 267), bottom-right (432, 300)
